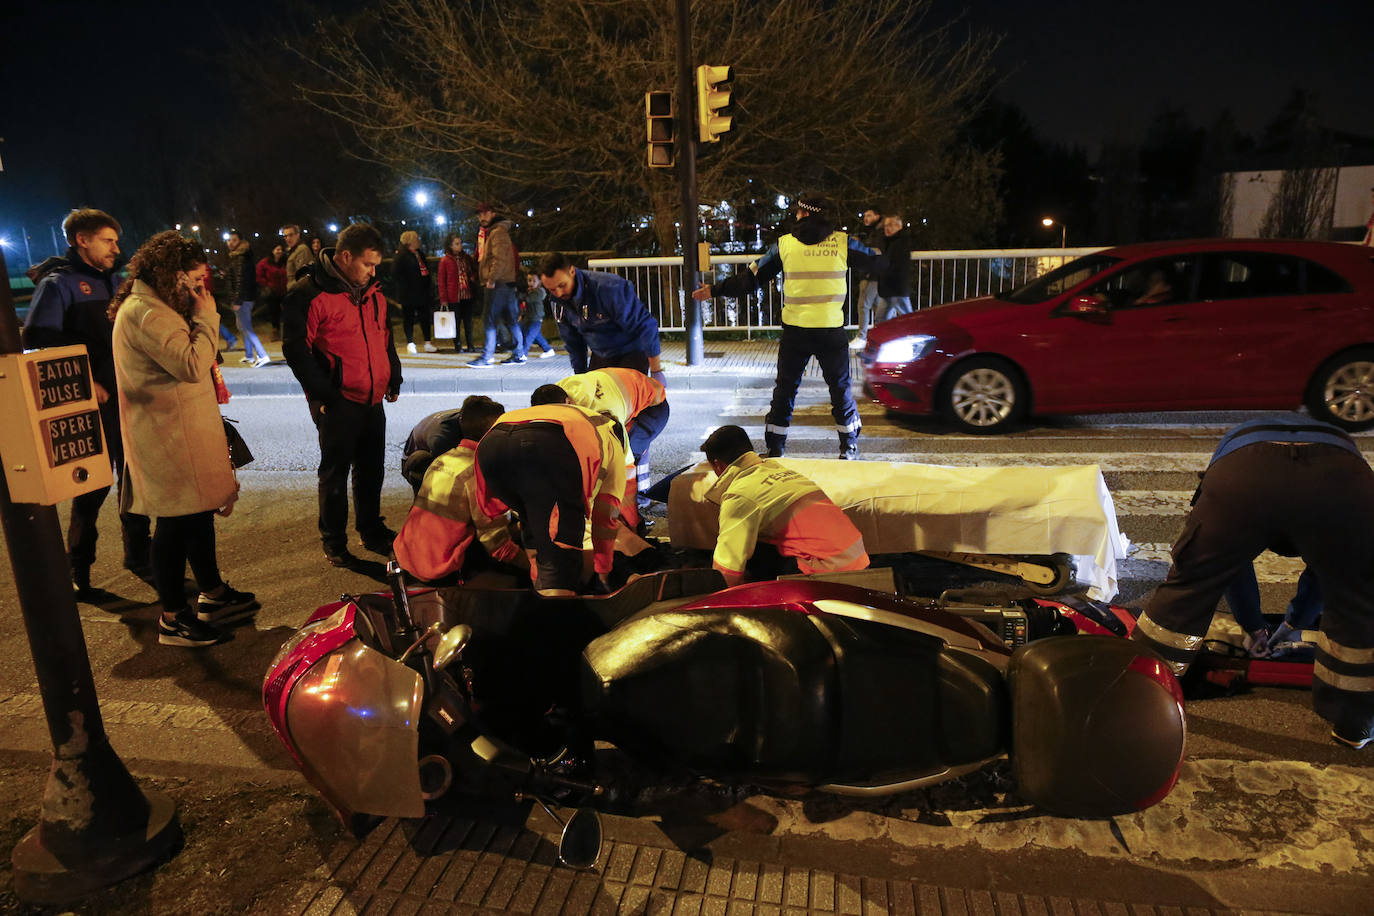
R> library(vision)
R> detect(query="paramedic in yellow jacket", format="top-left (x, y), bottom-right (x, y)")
top-left (693, 193), bottom-right (884, 460)
top-left (393, 396), bottom-right (523, 584)
top-left (702, 425), bottom-right (869, 587)
top-left (475, 403), bottom-right (628, 595)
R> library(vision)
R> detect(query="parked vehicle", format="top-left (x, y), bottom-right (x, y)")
top-left (862, 239), bottom-right (1374, 433)
top-left (263, 565), bottom-right (1186, 852)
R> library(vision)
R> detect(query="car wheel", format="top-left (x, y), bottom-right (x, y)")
top-left (1306, 349), bottom-right (1374, 432)
top-left (941, 356), bottom-right (1026, 434)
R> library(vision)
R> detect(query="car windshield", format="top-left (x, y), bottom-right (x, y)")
top-left (996, 255), bottom-right (1122, 304)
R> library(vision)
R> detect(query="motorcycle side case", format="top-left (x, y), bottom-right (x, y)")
top-left (1008, 635), bottom-right (1185, 816)
top-left (264, 602), bottom-right (427, 821)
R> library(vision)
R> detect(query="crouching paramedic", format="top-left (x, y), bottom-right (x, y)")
top-left (702, 425), bottom-right (868, 587)
top-left (1132, 413), bottom-right (1374, 750)
top-left (475, 403), bottom-right (627, 595)
top-left (532, 368), bottom-right (669, 527)
top-left (393, 397), bottom-right (523, 584)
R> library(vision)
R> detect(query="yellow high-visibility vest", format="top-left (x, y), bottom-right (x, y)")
top-left (778, 230), bottom-right (848, 328)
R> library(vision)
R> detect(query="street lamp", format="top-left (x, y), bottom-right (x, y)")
top-left (327, 223), bottom-right (339, 234)
top-left (434, 213), bottom-right (446, 227)
top-left (1041, 217), bottom-right (1066, 248)
top-left (413, 190), bottom-right (429, 208)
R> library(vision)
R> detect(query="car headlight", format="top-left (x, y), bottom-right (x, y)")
top-left (873, 335), bottom-right (934, 363)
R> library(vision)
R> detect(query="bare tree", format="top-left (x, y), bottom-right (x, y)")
top-left (1258, 166), bottom-right (1338, 240)
top-left (292, 0), bottom-right (1000, 253)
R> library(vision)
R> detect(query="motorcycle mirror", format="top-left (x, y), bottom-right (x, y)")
top-left (432, 624), bottom-right (473, 671)
top-left (557, 807), bottom-right (603, 870)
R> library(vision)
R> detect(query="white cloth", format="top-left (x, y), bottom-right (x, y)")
top-left (669, 458), bottom-right (1130, 600)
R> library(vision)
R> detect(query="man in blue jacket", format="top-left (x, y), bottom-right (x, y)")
top-left (539, 252), bottom-right (662, 377)
top-left (23, 208), bottom-right (152, 598)
top-left (1132, 413), bottom-right (1374, 751)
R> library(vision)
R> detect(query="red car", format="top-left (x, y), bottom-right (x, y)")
top-left (862, 239), bottom-right (1374, 433)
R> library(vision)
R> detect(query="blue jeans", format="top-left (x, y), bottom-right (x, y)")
top-left (875, 296), bottom-right (912, 323)
top-left (857, 279), bottom-right (881, 336)
top-left (237, 301), bottom-right (268, 361)
top-left (481, 286), bottom-right (524, 360)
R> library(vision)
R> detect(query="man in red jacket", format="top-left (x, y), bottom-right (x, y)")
top-left (282, 223), bottom-right (403, 568)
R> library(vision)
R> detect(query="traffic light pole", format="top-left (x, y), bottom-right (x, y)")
top-left (0, 247), bottom-right (182, 903)
top-left (674, 0), bottom-right (703, 366)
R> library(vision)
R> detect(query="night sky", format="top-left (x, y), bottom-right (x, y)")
top-left (2, 0), bottom-right (1371, 262)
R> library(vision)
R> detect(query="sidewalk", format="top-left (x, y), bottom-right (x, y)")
top-left (218, 337), bottom-right (858, 397)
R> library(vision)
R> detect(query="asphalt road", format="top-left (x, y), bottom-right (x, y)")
top-left (2, 384), bottom-right (1372, 913)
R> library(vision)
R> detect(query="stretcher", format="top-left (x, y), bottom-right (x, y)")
top-left (665, 458), bottom-right (1131, 600)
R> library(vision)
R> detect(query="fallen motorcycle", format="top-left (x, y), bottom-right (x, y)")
top-left (263, 564), bottom-right (1186, 854)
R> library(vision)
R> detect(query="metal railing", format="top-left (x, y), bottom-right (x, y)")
top-left (589, 247), bottom-right (1106, 333)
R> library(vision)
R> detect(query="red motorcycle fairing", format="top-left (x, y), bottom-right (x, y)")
top-left (263, 601), bottom-right (427, 822)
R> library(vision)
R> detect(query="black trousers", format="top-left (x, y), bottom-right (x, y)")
top-left (765, 325), bottom-right (861, 454)
top-left (1142, 442), bottom-right (1374, 737)
top-left (152, 511), bottom-right (221, 612)
top-left (476, 423), bottom-right (587, 591)
top-left (310, 398), bottom-right (388, 551)
top-left (401, 298), bottom-right (433, 343)
top-left (69, 397), bottom-right (151, 572)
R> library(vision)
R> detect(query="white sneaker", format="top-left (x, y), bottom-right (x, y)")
top-left (423, 341), bottom-right (438, 353)
top-left (848, 336), bottom-right (867, 351)
top-left (407, 342), bottom-right (418, 354)
top-left (539, 348), bottom-right (557, 359)
top-left (254, 355), bottom-right (271, 367)
top-left (239, 356), bottom-right (255, 365)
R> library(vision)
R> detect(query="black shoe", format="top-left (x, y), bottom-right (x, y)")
top-left (158, 610), bottom-right (226, 647)
top-left (197, 582), bottom-right (259, 625)
top-left (766, 448), bottom-right (785, 458)
top-left (123, 561), bottom-right (155, 583)
top-left (360, 526), bottom-right (397, 555)
top-left (839, 443), bottom-right (860, 460)
top-left (1332, 724), bottom-right (1373, 750)
top-left (325, 547), bottom-right (356, 568)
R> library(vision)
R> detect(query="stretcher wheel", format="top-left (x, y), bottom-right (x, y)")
top-left (1022, 554), bottom-right (1075, 596)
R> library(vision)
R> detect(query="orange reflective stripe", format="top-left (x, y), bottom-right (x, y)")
top-left (773, 499), bottom-right (869, 573)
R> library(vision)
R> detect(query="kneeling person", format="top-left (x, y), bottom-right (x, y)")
top-left (393, 397), bottom-right (521, 583)
top-left (702, 425), bottom-right (868, 587)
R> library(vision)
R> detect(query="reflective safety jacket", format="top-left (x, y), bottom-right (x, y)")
top-left (708, 216), bottom-right (884, 329)
top-left (475, 404), bottom-right (627, 575)
top-left (707, 452), bottom-right (869, 578)
top-left (393, 440), bottom-right (519, 581)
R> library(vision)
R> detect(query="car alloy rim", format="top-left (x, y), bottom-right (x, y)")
top-left (951, 367), bottom-right (1016, 427)
top-left (1324, 360), bottom-right (1374, 423)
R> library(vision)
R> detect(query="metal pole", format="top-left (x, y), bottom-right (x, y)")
top-left (0, 246), bottom-right (182, 904)
top-left (675, 0), bottom-right (702, 366)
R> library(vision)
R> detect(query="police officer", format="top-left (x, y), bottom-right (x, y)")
top-left (693, 193), bottom-right (883, 459)
top-left (1132, 413), bottom-right (1374, 750)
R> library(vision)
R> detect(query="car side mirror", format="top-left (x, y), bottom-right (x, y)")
top-left (1063, 295), bottom-right (1112, 323)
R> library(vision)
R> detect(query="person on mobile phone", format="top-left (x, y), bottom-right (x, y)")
top-left (110, 231), bottom-right (258, 647)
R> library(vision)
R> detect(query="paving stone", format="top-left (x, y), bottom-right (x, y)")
top-left (681, 856), bottom-right (711, 895)
top-left (532, 870), bottom-right (574, 916)
top-left (303, 884), bottom-right (346, 916)
top-left (784, 868), bottom-right (809, 908)
top-left (632, 848), bottom-right (665, 886)
top-left (620, 883), bottom-right (652, 915)
top-left (811, 870), bottom-right (836, 912)
top-left (1020, 896), bottom-right (1050, 916)
top-left (836, 874), bottom-right (863, 915)
top-left (606, 843), bottom-right (639, 884)
top-left (759, 864), bottom-right (785, 905)
top-left (915, 884), bottom-right (941, 916)
top-left (700, 896), bottom-right (729, 916)
top-left (938, 887), bottom-right (969, 916)
top-left (508, 865), bottom-right (551, 913)
top-left (456, 861), bottom-right (501, 906)
top-left (731, 861), bottom-right (760, 901)
top-left (657, 850), bottom-right (688, 890)
top-left (483, 863), bottom-right (528, 908)
top-left (1048, 897), bottom-right (1075, 916)
top-left (862, 877), bottom-right (889, 916)
top-left (353, 827), bottom-right (411, 894)
top-left (706, 861), bottom-right (735, 897)
top-left (673, 893), bottom-right (704, 916)
top-left (888, 881), bottom-right (915, 916)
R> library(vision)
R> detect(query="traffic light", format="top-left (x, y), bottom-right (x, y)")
top-left (695, 64), bottom-right (733, 143)
top-left (645, 91), bottom-right (674, 169)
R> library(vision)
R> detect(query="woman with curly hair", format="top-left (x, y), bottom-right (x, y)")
top-left (110, 230), bottom-right (258, 647)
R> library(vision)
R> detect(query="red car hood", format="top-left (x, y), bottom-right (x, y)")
top-left (874, 295), bottom-right (1017, 339)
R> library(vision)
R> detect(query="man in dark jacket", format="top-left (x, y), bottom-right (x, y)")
top-left (282, 222), bottom-right (403, 567)
top-left (539, 252), bottom-right (663, 377)
top-left (874, 214), bottom-right (913, 323)
top-left (23, 208), bottom-right (152, 597)
top-left (468, 203), bottom-right (526, 367)
top-left (694, 193), bottom-right (884, 459)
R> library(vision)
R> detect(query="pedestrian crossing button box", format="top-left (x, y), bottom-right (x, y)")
top-left (0, 345), bottom-right (113, 505)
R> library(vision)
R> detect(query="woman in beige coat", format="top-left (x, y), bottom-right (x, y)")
top-left (111, 231), bottom-right (258, 647)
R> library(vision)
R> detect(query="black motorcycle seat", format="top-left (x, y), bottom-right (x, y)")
top-left (581, 606), bottom-right (1008, 785)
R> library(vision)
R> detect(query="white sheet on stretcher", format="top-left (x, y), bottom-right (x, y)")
top-left (667, 458), bottom-right (1132, 601)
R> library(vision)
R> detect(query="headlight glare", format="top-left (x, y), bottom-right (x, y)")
top-left (874, 335), bottom-right (934, 363)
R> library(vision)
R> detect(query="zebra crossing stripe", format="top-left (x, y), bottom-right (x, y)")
top-left (1125, 543), bottom-right (1308, 583)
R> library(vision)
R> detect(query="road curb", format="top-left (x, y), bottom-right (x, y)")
top-left (221, 372), bottom-right (826, 398)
